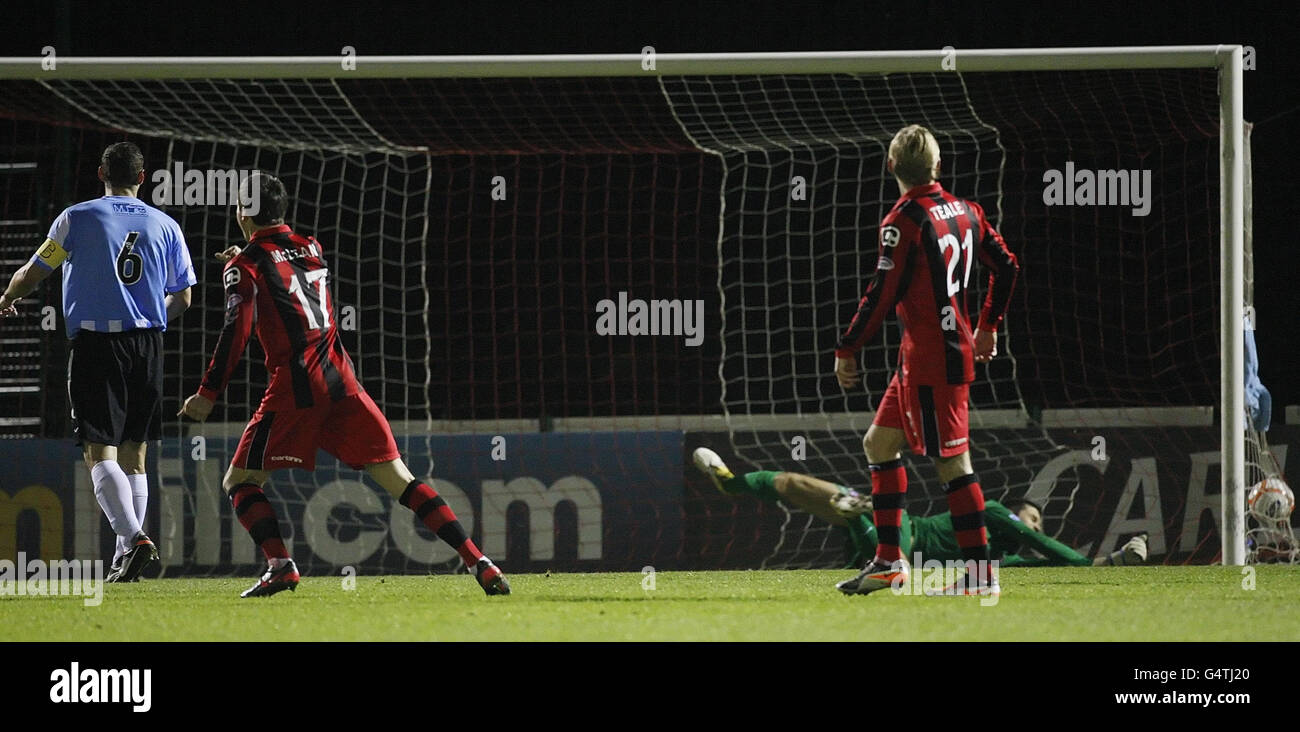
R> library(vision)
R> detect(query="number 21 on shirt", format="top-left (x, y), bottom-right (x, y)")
top-left (938, 228), bottom-right (973, 298)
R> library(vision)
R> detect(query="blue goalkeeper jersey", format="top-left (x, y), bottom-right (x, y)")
top-left (32, 195), bottom-right (196, 338)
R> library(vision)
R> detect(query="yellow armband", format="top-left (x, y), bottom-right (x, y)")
top-left (33, 239), bottom-right (68, 269)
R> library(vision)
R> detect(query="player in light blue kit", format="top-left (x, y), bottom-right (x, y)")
top-left (0, 142), bottom-right (196, 582)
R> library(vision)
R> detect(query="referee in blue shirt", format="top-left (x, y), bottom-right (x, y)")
top-left (0, 142), bottom-right (195, 582)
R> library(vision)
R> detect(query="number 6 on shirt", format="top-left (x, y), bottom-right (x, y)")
top-left (116, 231), bottom-right (143, 285)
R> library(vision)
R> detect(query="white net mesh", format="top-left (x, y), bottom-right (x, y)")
top-left (38, 78), bottom-right (437, 573)
top-left (661, 69), bottom-right (1239, 567)
top-left (661, 72), bottom-right (1055, 567)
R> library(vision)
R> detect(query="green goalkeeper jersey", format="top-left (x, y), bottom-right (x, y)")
top-left (908, 500), bottom-right (1091, 566)
top-left (721, 471), bottom-right (1092, 567)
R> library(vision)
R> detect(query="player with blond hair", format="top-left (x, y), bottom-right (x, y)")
top-left (833, 125), bottom-right (1020, 595)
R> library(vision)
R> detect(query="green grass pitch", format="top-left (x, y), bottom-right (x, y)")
top-left (3, 566), bottom-right (1297, 641)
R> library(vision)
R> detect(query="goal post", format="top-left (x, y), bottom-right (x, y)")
top-left (1218, 45), bottom-right (1246, 566)
top-left (0, 46), bottom-right (1249, 568)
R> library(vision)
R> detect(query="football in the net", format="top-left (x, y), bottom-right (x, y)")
top-left (1247, 477), bottom-right (1295, 522)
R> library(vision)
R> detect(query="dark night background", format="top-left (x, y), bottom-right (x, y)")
top-left (1, 0), bottom-right (1296, 415)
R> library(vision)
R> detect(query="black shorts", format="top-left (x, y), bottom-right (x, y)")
top-left (68, 328), bottom-right (164, 445)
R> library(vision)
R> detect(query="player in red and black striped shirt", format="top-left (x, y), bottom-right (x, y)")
top-left (180, 173), bottom-right (509, 598)
top-left (833, 125), bottom-right (1019, 596)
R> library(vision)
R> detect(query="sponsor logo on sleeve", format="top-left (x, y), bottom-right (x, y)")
top-left (880, 225), bottom-right (901, 248)
top-left (223, 293), bottom-right (243, 324)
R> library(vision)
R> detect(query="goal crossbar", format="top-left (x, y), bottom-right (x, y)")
top-left (0, 46), bottom-right (1244, 78)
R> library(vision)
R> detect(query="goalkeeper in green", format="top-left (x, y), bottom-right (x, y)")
top-left (692, 447), bottom-right (1148, 567)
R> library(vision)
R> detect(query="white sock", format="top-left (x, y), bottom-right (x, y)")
top-left (128, 473), bottom-right (149, 532)
top-left (111, 473), bottom-right (150, 565)
top-left (91, 460), bottom-right (142, 540)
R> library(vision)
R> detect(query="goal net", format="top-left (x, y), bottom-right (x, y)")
top-left (0, 53), bottom-right (1272, 574)
top-left (671, 68), bottom-right (1271, 569)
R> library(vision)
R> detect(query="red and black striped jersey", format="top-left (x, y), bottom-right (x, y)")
top-left (198, 224), bottom-right (360, 410)
top-left (835, 182), bottom-right (1019, 386)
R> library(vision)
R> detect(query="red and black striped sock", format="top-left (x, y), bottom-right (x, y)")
top-left (869, 458), bottom-right (907, 563)
top-left (945, 473), bottom-right (990, 569)
top-left (229, 483), bottom-right (289, 561)
top-left (399, 480), bottom-right (485, 567)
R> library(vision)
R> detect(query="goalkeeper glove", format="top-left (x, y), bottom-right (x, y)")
top-left (1106, 533), bottom-right (1148, 566)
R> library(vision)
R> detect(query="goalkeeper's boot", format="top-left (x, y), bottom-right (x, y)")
top-left (836, 557), bottom-right (910, 595)
top-left (691, 447), bottom-right (735, 493)
top-left (830, 487), bottom-right (873, 518)
top-left (929, 562), bottom-right (1000, 597)
top-left (240, 559), bottom-right (300, 598)
top-left (474, 558), bottom-right (510, 596)
top-left (117, 532), bottom-right (158, 582)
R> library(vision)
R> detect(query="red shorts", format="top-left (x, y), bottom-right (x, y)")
top-left (233, 390), bottom-right (401, 471)
top-left (873, 374), bottom-right (970, 458)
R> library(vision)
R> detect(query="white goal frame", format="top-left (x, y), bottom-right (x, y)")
top-left (0, 45), bottom-right (1248, 564)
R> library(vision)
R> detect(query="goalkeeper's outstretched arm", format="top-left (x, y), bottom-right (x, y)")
top-left (990, 502), bottom-right (1148, 566)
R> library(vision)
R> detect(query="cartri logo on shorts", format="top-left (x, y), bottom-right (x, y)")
top-left (271, 455), bottom-right (304, 464)
top-left (49, 662), bottom-right (152, 713)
